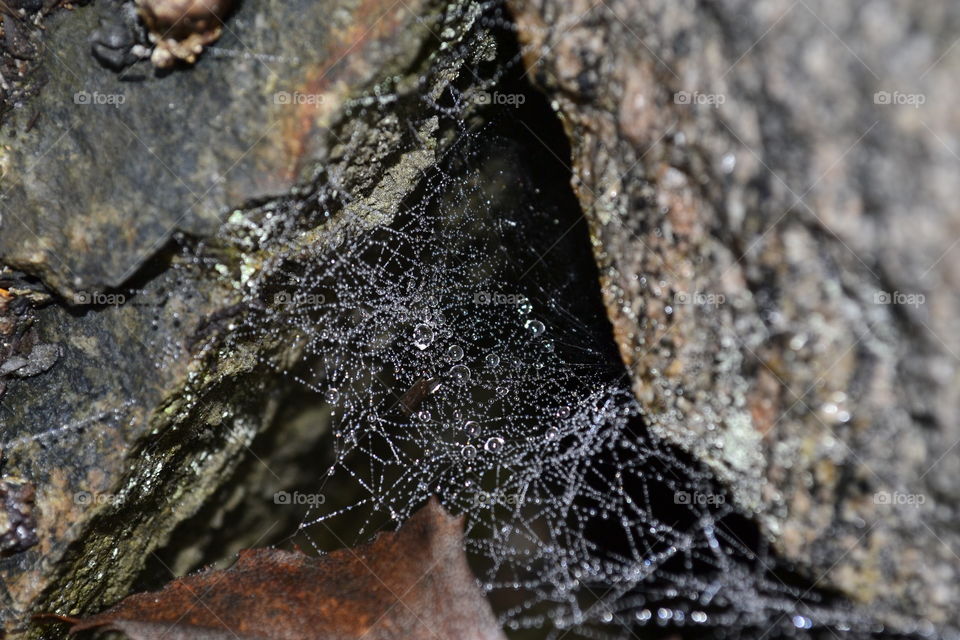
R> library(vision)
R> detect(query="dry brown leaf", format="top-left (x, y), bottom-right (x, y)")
top-left (65, 498), bottom-right (506, 640)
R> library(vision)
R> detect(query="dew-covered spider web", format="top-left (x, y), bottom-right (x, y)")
top-left (204, 3), bottom-right (888, 638)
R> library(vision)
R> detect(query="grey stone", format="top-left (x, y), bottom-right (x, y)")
top-left (0, 0), bottom-right (442, 297)
top-left (509, 0), bottom-right (960, 632)
top-left (0, 0), bottom-right (489, 637)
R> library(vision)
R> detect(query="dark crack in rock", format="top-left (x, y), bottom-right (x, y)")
top-left (509, 0), bottom-right (960, 633)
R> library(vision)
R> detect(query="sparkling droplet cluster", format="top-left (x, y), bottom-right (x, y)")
top-left (210, 4), bottom-right (871, 636)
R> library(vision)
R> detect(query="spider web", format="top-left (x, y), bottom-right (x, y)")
top-left (208, 4), bottom-right (884, 638)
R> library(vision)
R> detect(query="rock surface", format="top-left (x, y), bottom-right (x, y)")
top-left (1, 0), bottom-right (958, 637)
top-left (0, 0), bottom-right (492, 637)
top-left (509, 0), bottom-right (960, 632)
top-left (0, 0), bottom-right (442, 296)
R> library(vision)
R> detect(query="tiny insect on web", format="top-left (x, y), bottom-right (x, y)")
top-left (399, 377), bottom-right (443, 416)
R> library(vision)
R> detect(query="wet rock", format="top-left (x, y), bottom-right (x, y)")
top-left (0, 466), bottom-right (38, 555)
top-left (89, 1), bottom-right (149, 71)
top-left (5, 344), bottom-right (60, 378)
top-left (509, 0), bottom-right (960, 632)
top-left (0, 0), bottom-right (493, 637)
top-left (0, 0), bottom-right (445, 298)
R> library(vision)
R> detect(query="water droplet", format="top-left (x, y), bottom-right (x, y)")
top-left (485, 353), bottom-right (500, 367)
top-left (461, 444), bottom-right (477, 459)
top-left (545, 427), bottom-right (559, 440)
top-left (518, 301), bottom-right (532, 314)
top-left (412, 324), bottom-right (434, 350)
top-left (721, 152), bottom-right (736, 174)
top-left (556, 406), bottom-right (570, 418)
top-left (416, 410), bottom-right (431, 422)
top-left (325, 388), bottom-right (340, 404)
top-left (540, 340), bottom-right (554, 353)
top-left (447, 344), bottom-right (464, 361)
top-left (484, 436), bottom-right (505, 452)
top-left (525, 319), bottom-right (545, 337)
top-left (449, 364), bottom-right (470, 382)
top-left (463, 420), bottom-right (479, 435)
